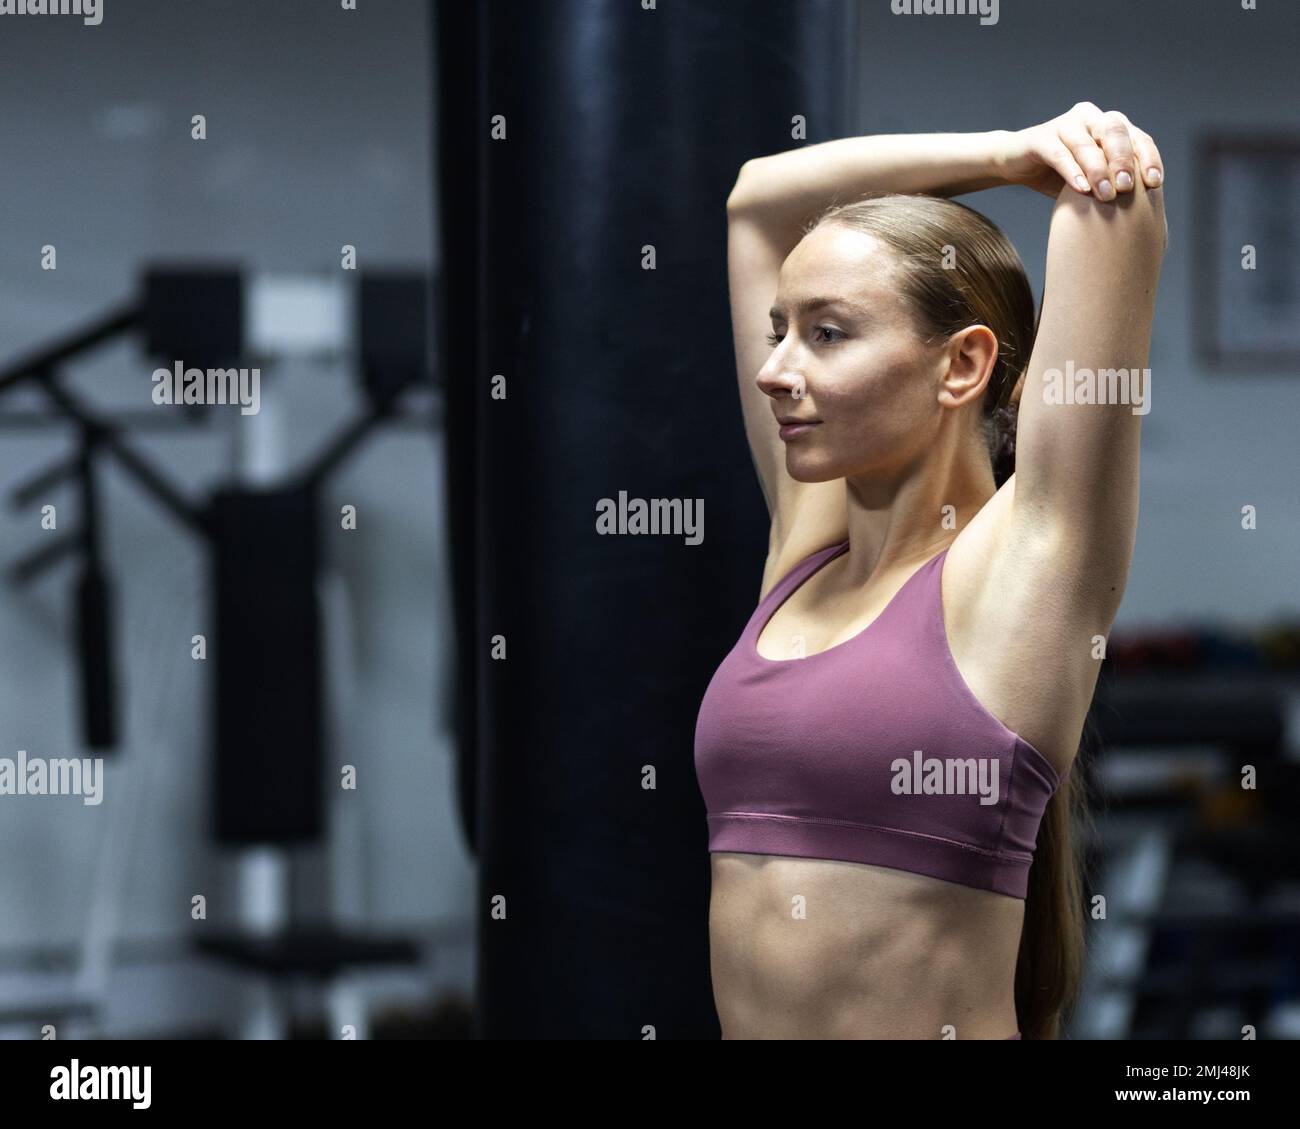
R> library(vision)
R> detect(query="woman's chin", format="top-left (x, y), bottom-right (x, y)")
top-left (785, 456), bottom-right (842, 484)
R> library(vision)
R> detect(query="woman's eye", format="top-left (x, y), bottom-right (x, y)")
top-left (766, 327), bottom-right (842, 347)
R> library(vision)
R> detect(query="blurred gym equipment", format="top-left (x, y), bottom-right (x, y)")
top-left (0, 265), bottom-right (437, 1037)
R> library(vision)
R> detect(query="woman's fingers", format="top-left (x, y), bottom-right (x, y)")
top-left (1059, 121), bottom-right (1112, 197)
top-left (1089, 110), bottom-right (1138, 197)
top-left (1130, 127), bottom-right (1164, 188)
top-left (1041, 105), bottom-right (1165, 200)
top-left (1046, 140), bottom-right (1092, 194)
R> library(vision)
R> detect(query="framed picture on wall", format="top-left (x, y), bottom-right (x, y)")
top-left (1197, 135), bottom-right (1300, 368)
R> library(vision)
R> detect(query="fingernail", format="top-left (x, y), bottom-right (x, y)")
top-left (1098, 179), bottom-right (1115, 200)
top-left (1115, 171), bottom-right (1133, 191)
top-left (1147, 167), bottom-right (1162, 186)
top-left (1074, 175), bottom-right (1089, 191)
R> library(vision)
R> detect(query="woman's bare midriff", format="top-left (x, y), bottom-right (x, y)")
top-left (708, 851), bottom-right (1024, 1039)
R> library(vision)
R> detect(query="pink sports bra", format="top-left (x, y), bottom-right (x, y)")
top-left (693, 540), bottom-right (1067, 899)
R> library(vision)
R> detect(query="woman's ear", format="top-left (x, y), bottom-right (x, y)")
top-left (950, 324), bottom-right (999, 402)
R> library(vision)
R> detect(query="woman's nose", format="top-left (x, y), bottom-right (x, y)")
top-left (756, 360), bottom-right (807, 400)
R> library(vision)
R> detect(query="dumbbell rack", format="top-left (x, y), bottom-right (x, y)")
top-left (1071, 662), bottom-right (1300, 1040)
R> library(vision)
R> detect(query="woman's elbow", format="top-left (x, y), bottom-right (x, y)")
top-left (727, 159), bottom-right (762, 215)
top-left (1054, 178), bottom-right (1168, 257)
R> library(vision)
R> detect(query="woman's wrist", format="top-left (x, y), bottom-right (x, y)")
top-left (983, 129), bottom-right (1017, 182)
top-left (934, 129), bottom-right (1018, 195)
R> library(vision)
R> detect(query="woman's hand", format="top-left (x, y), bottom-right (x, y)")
top-left (995, 104), bottom-right (1164, 201)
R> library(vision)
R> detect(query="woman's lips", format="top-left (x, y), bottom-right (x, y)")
top-left (778, 421), bottom-right (819, 441)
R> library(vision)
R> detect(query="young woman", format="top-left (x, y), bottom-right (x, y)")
top-left (694, 104), bottom-right (1166, 1039)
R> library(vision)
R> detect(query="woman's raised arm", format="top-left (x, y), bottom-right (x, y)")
top-left (1003, 104), bottom-right (1167, 629)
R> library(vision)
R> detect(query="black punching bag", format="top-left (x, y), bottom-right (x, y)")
top-left (434, 0), bottom-right (484, 861)
top-left (436, 0), bottom-right (857, 1038)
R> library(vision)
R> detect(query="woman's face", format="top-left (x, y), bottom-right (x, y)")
top-left (757, 224), bottom-right (947, 484)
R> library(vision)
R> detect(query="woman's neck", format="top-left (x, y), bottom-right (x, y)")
top-left (839, 453), bottom-right (997, 585)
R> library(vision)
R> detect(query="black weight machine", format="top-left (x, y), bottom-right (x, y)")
top-left (0, 265), bottom-right (437, 1037)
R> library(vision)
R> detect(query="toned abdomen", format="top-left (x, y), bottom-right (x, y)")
top-left (708, 852), bottom-right (1024, 1039)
